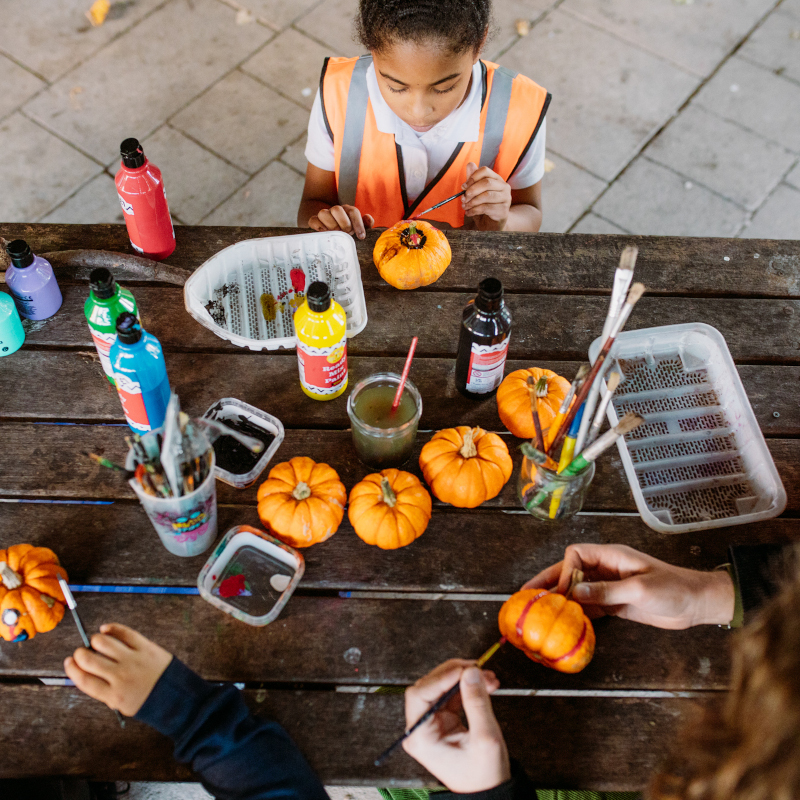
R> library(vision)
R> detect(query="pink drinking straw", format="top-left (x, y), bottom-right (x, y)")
top-left (391, 337), bottom-right (418, 413)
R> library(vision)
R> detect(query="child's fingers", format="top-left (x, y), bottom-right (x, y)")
top-left (462, 161), bottom-right (479, 189)
top-left (308, 215), bottom-right (327, 232)
top-left (64, 655), bottom-right (113, 702)
top-left (329, 206), bottom-right (355, 234)
top-left (90, 632), bottom-right (131, 661)
top-left (72, 644), bottom-right (120, 682)
top-left (344, 206), bottom-right (367, 239)
top-left (465, 201), bottom-right (508, 221)
top-left (99, 622), bottom-right (150, 652)
top-left (315, 208), bottom-right (348, 232)
top-left (363, 213), bottom-right (375, 230)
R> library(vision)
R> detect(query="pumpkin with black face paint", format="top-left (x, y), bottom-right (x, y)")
top-left (0, 545), bottom-right (67, 642)
top-left (372, 220), bottom-right (451, 290)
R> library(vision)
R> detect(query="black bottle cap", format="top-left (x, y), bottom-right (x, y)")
top-left (5, 239), bottom-right (34, 269)
top-left (306, 281), bottom-right (331, 313)
top-left (89, 267), bottom-right (116, 299)
top-left (120, 137), bottom-right (145, 169)
top-left (475, 277), bottom-right (504, 312)
top-left (116, 312), bottom-right (142, 344)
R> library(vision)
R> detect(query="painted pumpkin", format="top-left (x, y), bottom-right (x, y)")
top-left (257, 457), bottom-right (346, 548)
top-left (372, 220), bottom-right (451, 290)
top-left (348, 469), bottom-right (432, 550)
top-left (0, 545), bottom-right (67, 643)
top-left (498, 587), bottom-right (595, 673)
top-left (419, 426), bottom-right (513, 508)
top-left (497, 368), bottom-right (571, 440)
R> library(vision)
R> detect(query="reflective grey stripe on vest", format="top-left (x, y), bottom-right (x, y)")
top-left (338, 55), bottom-right (372, 206)
top-left (479, 66), bottom-right (517, 170)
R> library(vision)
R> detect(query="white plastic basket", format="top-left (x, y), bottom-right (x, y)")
top-left (589, 323), bottom-right (786, 533)
top-left (184, 231), bottom-right (368, 351)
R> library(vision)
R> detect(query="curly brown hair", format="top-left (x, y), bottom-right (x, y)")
top-left (649, 555), bottom-right (800, 800)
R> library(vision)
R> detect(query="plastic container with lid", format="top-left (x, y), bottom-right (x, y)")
top-left (197, 525), bottom-right (304, 626)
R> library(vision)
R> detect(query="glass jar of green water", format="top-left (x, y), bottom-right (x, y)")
top-left (346, 372), bottom-right (423, 469)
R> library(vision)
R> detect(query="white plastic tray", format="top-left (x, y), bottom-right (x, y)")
top-left (589, 323), bottom-right (786, 533)
top-left (184, 232), bottom-right (368, 351)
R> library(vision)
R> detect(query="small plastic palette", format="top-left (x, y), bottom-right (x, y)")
top-left (198, 525), bottom-right (304, 626)
top-left (203, 397), bottom-right (284, 489)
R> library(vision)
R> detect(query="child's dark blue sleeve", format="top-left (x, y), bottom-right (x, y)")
top-left (135, 657), bottom-right (330, 800)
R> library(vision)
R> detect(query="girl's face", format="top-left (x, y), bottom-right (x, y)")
top-left (372, 40), bottom-right (479, 133)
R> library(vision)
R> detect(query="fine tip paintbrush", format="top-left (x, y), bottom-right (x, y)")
top-left (409, 190), bottom-right (466, 221)
top-left (374, 637), bottom-right (507, 767)
top-left (526, 376), bottom-right (547, 452)
top-left (58, 579), bottom-right (126, 728)
top-left (574, 245), bottom-right (638, 455)
top-left (545, 364), bottom-right (589, 453)
top-left (585, 371), bottom-right (621, 448)
top-left (82, 451), bottom-right (136, 480)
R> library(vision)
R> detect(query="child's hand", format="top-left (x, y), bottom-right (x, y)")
top-left (308, 205), bottom-right (375, 239)
top-left (462, 162), bottom-right (512, 230)
top-left (402, 659), bottom-right (510, 794)
top-left (64, 622), bottom-right (173, 716)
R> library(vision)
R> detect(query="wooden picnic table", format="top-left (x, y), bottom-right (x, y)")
top-left (1, 223), bottom-right (799, 790)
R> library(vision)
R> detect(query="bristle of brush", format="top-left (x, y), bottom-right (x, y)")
top-left (615, 412), bottom-right (644, 435)
top-left (625, 282), bottom-right (646, 306)
top-left (606, 371), bottom-right (621, 392)
top-left (619, 245), bottom-right (638, 272)
top-left (575, 364), bottom-right (590, 381)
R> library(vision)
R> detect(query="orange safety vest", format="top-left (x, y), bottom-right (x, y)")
top-left (319, 55), bottom-right (550, 228)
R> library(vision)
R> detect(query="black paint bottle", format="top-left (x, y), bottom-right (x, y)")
top-left (455, 278), bottom-right (512, 399)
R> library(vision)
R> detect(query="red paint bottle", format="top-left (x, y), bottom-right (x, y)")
top-left (115, 137), bottom-right (175, 261)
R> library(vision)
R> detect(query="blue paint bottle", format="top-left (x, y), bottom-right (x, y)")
top-left (109, 312), bottom-right (171, 433)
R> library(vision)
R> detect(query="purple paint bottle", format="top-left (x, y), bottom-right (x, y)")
top-left (4, 240), bottom-right (63, 321)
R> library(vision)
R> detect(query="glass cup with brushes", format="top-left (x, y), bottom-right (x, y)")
top-left (123, 392), bottom-right (264, 557)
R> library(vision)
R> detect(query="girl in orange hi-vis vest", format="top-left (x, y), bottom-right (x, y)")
top-left (297, 0), bottom-right (551, 239)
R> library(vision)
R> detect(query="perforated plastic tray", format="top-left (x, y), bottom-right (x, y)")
top-left (589, 323), bottom-right (786, 533)
top-left (184, 231), bottom-right (368, 351)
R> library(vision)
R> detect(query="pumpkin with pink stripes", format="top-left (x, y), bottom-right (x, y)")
top-left (498, 588), bottom-right (595, 673)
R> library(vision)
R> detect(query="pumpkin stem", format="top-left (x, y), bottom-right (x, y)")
top-left (459, 428), bottom-right (479, 459)
top-left (400, 222), bottom-right (426, 249)
top-left (292, 482), bottom-right (312, 501)
top-left (380, 477), bottom-right (397, 508)
top-left (0, 561), bottom-right (22, 591)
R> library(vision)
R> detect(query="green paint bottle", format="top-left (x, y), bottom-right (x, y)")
top-left (84, 267), bottom-right (139, 385)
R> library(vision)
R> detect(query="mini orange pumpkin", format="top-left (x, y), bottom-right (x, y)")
top-left (372, 220), bottom-right (452, 290)
top-left (419, 426), bottom-right (512, 508)
top-left (348, 469), bottom-right (432, 550)
top-left (497, 368), bottom-right (571, 440)
top-left (257, 457), bottom-right (347, 548)
top-left (0, 545), bottom-right (67, 643)
top-left (498, 585), bottom-right (595, 674)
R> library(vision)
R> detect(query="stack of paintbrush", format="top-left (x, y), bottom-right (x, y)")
top-left (521, 246), bottom-right (646, 516)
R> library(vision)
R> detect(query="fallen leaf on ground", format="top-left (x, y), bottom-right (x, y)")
top-left (790, 30), bottom-right (800, 40)
top-left (86, 0), bottom-right (111, 26)
top-left (544, 158), bottom-right (555, 173)
top-left (235, 8), bottom-right (254, 24)
top-left (515, 19), bottom-right (530, 36)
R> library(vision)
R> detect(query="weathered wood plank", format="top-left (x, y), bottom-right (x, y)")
top-left (3, 223), bottom-right (799, 298)
top-left (1, 501), bottom-right (797, 592)
top-left (18, 283), bottom-right (800, 363)
top-left (1, 352), bottom-right (798, 439)
top-left (0, 593), bottom-right (732, 689)
top-left (0, 683), bottom-right (711, 788)
top-left (1, 422), bottom-right (798, 511)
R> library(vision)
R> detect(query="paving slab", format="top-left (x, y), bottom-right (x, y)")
top-left (202, 160), bottom-right (305, 226)
top-left (570, 212), bottom-right (630, 235)
top-left (0, 0), bottom-right (166, 83)
top-left (499, 9), bottom-right (699, 181)
top-left (738, 4), bottom-right (800, 86)
top-left (241, 28), bottom-right (331, 110)
top-left (0, 113), bottom-right (100, 222)
top-left (561, 0), bottom-right (776, 77)
top-left (295, 0), bottom-right (360, 56)
top-left (23, 0), bottom-right (272, 165)
top-left (645, 104), bottom-right (796, 210)
top-left (740, 183), bottom-right (800, 239)
top-left (0, 55), bottom-right (46, 122)
top-left (40, 171), bottom-right (123, 224)
top-left (170, 70), bottom-right (308, 175)
top-left (593, 157), bottom-right (747, 236)
top-left (140, 125), bottom-right (248, 224)
top-left (128, 782), bottom-right (212, 799)
top-left (692, 56), bottom-right (800, 153)
top-left (786, 160), bottom-right (800, 190)
top-left (280, 133), bottom-right (309, 175)
top-left (241, 0), bottom-right (322, 29)
top-left (539, 153), bottom-right (607, 233)
top-left (486, 0), bottom-right (560, 59)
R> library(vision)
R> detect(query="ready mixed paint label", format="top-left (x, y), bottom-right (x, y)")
top-left (114, 373), bottom-right (151, 432)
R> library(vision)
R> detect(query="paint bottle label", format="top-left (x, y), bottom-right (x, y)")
top-left (297, 336), bottom-right (348, 396)
top-left (114, 372), bottom-right (151, 432)
top-left (91, 329), bottom-right (117, 379)
top-left (465, 340), bottom-right (509, 394)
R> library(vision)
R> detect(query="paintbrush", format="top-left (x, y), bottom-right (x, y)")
top-left (58, 578), bottom-right (126, 728)
top-left (547, 404), bottom-right (586, 519)
top-left (548, 283), bottom-right (645, 456)
top-left (374, 636), bottom-right (507, 767)
top-left (545, 364), bottom-right (589, 452)
top-left (526, 376), bottom-right (546, 451)
top-left (519, 441), bottom-right (559, 472)
top-left (82, 451), bottom-right (136, 480)
top-left (585, 371), bottom-right (621, 448)
top-left (409, 190), bottom-right (466, 221)
top-left (574, 246), bottom-right (638, 455)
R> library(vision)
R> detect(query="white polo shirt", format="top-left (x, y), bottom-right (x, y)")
top-left (305, 61), bottom-right (546, 204)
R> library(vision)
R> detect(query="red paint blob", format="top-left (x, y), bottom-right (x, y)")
top-left (290, 269), bottom-right (306, 293)
top-left (219, 573), bottom-right (247, 598)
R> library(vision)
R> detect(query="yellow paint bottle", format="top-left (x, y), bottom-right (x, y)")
top-left (294, 281), bottom-right (348, 401)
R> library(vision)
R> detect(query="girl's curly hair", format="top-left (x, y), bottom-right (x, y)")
top-left (356, 0), bottom-right (492, 54)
